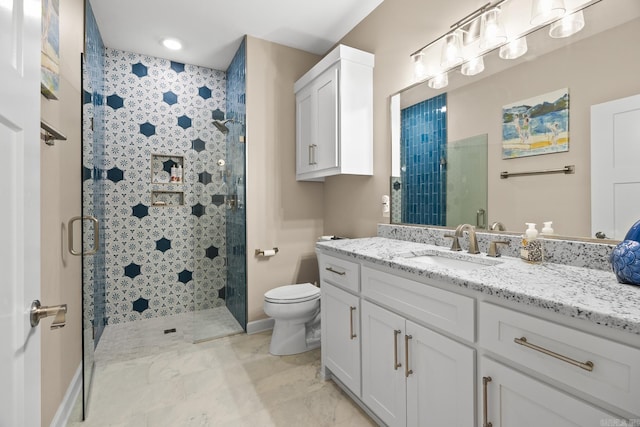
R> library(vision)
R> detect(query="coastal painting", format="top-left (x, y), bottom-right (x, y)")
top-left (41, 0), bottom-right (60, 99)
top-left (502, 88), bottom-right (569, 159)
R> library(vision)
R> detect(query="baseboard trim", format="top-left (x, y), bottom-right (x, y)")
top-left (50, 363), bottom-right (82, 427)
top-left (246, 317), bottom-right (274, 334)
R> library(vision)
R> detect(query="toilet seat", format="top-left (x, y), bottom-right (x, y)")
top-left (264, 283), bottom-right (320, 304)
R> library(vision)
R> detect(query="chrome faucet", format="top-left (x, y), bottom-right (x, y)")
top-left (490, 221), bottom-right (506, 231)
top-left (455, 224), bottom-right (480, 254)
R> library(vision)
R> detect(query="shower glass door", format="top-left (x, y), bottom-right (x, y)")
top-left (192, 38), bottom-right (246, 342)
top-left (81, 4), bottom-right (107, 417)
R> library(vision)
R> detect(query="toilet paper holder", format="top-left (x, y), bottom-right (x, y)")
top-left (255, 247), bottom-right (279, 257)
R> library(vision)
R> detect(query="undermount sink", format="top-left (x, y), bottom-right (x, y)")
top-left (396, 250), bottom-right (502, 271)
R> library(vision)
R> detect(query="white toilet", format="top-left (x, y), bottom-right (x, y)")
top-left (264, 283), bottom-right (321, 356)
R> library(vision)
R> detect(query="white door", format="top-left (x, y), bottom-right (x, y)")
top-left (480, 358), bottom-right (614, 427)
top-left (406, 321), bottom-right (475, 427)
top-left (321, 282), bottom-right (361, 395)
top-left (361, 301), bottom-right (406, 427)
top-left (591, 93), bottom-right (640, 240)
top-left (0, 0), bottom-right (42, 426)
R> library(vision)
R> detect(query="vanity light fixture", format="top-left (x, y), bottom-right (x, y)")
top-left (479, 7), bottom-right (507, 49)
top-left (531, 0), bottom-right (566, 26)
top-left (461, 56), bottom-right (485, 76)
top-left (441, 31), bottom-right (464, 68)
top-left (409, 0), bottom-right (590, 88)
top-left (413, 52), bottom-right (427, 80)
top-left (428, 72), bottom-right (449, 89)
top-left (499, 36), bottom-right (528, 59)
top-left (549, 10), bottom-right (585, 38)
top-left (161, 38), bottom-right (183, 50)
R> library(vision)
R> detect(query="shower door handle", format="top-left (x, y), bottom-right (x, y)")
top-left (476, 208), bottom-right (486, 229)
top-left (68, 215), bottom-right (99, 256)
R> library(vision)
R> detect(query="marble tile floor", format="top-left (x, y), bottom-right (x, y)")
top-left (68, 331), bottom-right (376, 427)
top-left (94, 307), bottom-right (244, 364)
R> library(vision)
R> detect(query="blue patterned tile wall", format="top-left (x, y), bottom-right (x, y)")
top-left (225, 39), bottom-right (247, 330)
top-left (400, 94), bottom-right (447, 225)
top-left (103, 48), bottom-right (228, 324)
top-left (83, 0), bottom-right (107, 344)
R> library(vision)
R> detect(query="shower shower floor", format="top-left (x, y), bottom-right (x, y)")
top-left (95, 306), bottom-right (244, 364)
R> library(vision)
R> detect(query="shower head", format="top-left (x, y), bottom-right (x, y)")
top-left (213, 119), bottom-right (232, 133)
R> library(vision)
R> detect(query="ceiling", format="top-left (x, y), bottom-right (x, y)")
top-left (89, 0), bottom-right (384, 71)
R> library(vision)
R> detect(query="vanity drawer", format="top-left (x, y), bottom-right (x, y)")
top-left (318, 253), bottom-right (360, 293)
top-left (479, 302), bottom-right (640, 416)
top-left (361, 265), bottom-right (475, 342)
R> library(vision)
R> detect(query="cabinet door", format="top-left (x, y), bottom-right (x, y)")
top-left (405, 321), bottom-right (475, 427)
top-left (295, 86), bottom-right (315, 175)
top-left (361, 301), bottom-right (407, 427)
top-left (314, 66), bottom-right (339, 172)
top-left (321, 282), bottom-right (361, 395)
top-left (480, 357), bottom-right (616, 427)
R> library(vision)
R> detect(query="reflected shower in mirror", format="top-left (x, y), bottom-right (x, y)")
top-left (390, 91), bottom-right (487, 228)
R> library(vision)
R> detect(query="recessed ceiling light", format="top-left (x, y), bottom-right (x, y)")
top-left (162, 38), bottom-right (182, 50)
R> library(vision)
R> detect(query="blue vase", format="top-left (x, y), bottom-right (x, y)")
top-left (611, 219), bottom-right (640, 285)
top-left (625, 219), bottom-right (640, 242)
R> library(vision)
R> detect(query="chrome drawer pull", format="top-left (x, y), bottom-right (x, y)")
top-left (482, 376), bottom-right (493, 427)
top-left (405, 334), bottom-right (413, 377)
top-left (349, 306), bottom-right (357, 339)
top-left (325, 267), bottom-right (346, 276)
top-left (393, 330), bottom-right (402, 370)
top-left (514, 337), bottom-right (594, 372)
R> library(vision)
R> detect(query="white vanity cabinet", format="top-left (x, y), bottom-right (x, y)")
top-left (321, 282), bottom-right (361, 396)
top-left (317, 245), bottom-right (640, 426)
top-left (361, 301), bottom-right (475, 427)
top-left (480, 357), bottom-right (616, 427)
top-left (318, 253), bottom-right (362, 397)
top-left (294, 45), bottom-right (373, 181)
top-left (360, 266), bottom-right (475, 427)
top-left (479, 302), bottom-right (640, 420)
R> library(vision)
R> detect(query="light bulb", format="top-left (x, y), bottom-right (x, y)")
top-left (428, 72), bottom-right (448, 89)
top-left (480, 8), bottom-right (507, 50)
top-left (549, 10), bottom-right (585, 38)
top-left (461, 56), bottom-right (485, 76)
top-left (499, 37), bottom-right (528, 60)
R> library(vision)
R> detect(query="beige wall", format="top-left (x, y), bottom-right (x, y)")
top-left (328, 0), bottom-right (640, 238)
top-left (245, 37), bottom-right (323, 322)
top-left (39, 0), bottom-right (84, 424)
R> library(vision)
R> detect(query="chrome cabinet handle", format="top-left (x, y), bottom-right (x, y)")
top-left (325, 267), bottom-right (346, 276)
top-left (482, 376), bottom-right (493, 427)
top-left (393, 330), bottom-right (402, 370)
top-left (308, 144), bottom-right (313, 165)
top-left (68, 215), bottom-right (99, 256)
top-left (311, 144), bottom-right (318, 165)
top-left (514, 337), bottom-right (594, 372)
top-left (404, 334), bottom-right (413, 377)
top-left (349, 306), bottom-right (357, 339)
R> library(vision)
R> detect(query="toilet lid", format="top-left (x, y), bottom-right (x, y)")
top-left (264, 283), bottom-right (320, 303)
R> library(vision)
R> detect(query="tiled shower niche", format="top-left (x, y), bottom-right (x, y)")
top-left (103, 48), bottom-right (228, 324)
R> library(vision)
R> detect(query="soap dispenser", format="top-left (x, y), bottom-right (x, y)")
top-left (521, 223), bottom-right (543, 263)
top-left (542, 221), bottom-right (554, 235)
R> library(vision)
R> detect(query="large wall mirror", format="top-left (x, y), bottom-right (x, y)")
top-left (391, 0), bottom-right (640, 240)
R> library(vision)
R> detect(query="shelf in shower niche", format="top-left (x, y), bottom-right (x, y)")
top-left (151, 190), bottom-right (184, 207)
top-left (151, 153), bottom-right (185, 184)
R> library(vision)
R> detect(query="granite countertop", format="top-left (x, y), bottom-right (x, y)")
top-left (317, 237), bottom-right (640, 336)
